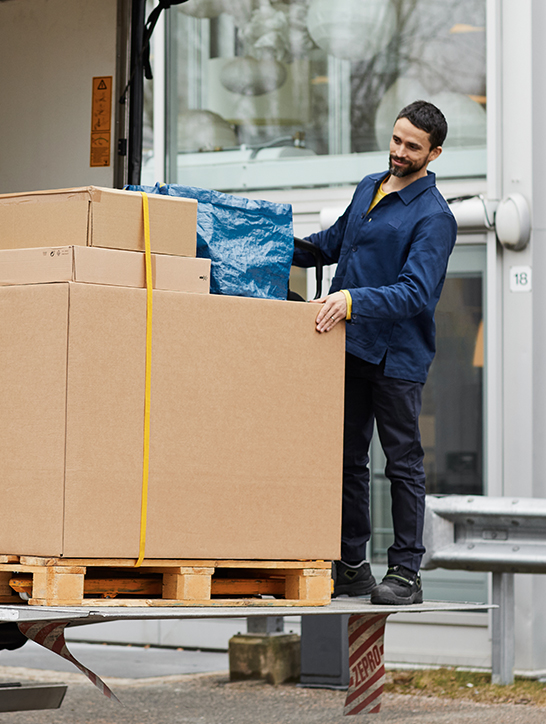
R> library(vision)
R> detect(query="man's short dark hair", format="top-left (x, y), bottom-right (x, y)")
top-left (396, 100), bottom-right (448, 149)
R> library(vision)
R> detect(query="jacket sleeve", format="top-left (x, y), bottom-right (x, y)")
top-left (349, 211), bottom-right (457, 321)
top-left (292, 202), bottom-right (352, 268)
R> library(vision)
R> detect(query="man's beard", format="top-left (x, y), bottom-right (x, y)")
top-left (388, 154), bottom-right (428, 178)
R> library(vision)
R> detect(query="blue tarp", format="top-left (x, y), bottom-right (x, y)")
top-left (127, 183), bottom-right (294, 300)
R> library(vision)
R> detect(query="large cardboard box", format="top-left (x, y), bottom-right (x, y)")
top-left (0, 246), bottom-right (210, 294)
top-left (0, 186), bottom-right (197, 257)
top-left (0, 284), bottom-right (345, 560)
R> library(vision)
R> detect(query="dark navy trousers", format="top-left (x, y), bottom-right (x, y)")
top-left (341, 352), bottom-right (426, 573)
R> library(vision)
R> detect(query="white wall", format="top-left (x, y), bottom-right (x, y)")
top-left (529, 0), bottom-right (546, 674)
top-left (0, 0), bottom-right (119, 193)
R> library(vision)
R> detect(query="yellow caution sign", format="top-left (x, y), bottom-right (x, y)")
top-left (90, 76), bottom-right (112, 167)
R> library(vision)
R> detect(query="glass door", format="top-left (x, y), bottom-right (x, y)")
top-left (370, 243), bottom-right (487, 601)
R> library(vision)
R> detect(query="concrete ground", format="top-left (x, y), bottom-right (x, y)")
top-left (0, 642), bottom-right (545, 723)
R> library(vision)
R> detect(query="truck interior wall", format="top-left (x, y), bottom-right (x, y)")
top-left (0, 0), bottom-right (119, 193)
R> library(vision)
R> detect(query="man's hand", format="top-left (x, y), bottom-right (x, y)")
top-left (311, 291), bottom-right (347, 333)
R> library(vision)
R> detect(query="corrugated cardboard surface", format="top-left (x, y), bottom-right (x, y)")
top-left (64, 284), bottom-right (146, 558)
top-left (0, 186), bottom-right (197, 256)
top-left (1, 283), bottom-right (345, 560)
top-left (0, 246), bottom-right (210, 293)
top-left (0, 285), bottom-right (68, 555)
top-left (144, 291), bottom-right (345, 560)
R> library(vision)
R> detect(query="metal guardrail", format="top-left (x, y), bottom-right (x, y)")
top-left (423, 495), bottom-right (546, 684)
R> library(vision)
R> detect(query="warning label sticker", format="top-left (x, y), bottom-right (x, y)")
top-left (90, 76), bottom-right (112, 167)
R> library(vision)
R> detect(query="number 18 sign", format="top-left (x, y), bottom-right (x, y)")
top-left (510, 266), bottom-right (532, 293)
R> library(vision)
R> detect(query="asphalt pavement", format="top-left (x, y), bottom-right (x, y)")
top-left (0, 641), bottom-right (545, 723)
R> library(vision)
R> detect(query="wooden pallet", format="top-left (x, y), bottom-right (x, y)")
top-left (0, 557), bottom-right (332, 607)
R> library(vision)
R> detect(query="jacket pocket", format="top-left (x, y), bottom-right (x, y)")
top-left (388, 217), bottom-right (402, 229)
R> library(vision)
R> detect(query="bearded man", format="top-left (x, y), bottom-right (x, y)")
top-left (294, 100), bottom-right (457, 604)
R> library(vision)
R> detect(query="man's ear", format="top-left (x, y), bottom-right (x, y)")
top-left (429, 146), bottom-right (442, 163)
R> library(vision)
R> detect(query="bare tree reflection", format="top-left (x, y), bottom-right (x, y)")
top-left (349, 0), bottom-right (485, 152)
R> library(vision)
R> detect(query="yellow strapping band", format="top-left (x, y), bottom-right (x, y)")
top-left (135, 192), bottom-right (153, 567)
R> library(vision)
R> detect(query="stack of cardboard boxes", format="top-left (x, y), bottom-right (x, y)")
top-left (0, 186), bottom-right (345, 563)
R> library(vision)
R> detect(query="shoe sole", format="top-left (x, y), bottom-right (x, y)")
top-left (370, 588), bottom-right (423, 605)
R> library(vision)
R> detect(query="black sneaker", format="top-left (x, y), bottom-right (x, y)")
top-left (370, 565), bottom-right (423, 605)
top-left (332, 561), bottom-right (376, 597)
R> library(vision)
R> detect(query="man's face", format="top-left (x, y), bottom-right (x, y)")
top-left (388, 117), bottom-right (441, 178)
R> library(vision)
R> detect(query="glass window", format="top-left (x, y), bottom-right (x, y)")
top-left (152, 0), bottom-right (486, 189)
top-left (422, 274), bottom-right (484, 496)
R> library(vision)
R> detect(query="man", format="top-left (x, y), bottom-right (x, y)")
top-left (294, 100), bottom-right (457, 605)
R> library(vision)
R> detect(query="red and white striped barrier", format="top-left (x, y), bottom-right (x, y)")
top-left (344, 613), bottom-right (389, 715)
top-left (18, 619), bottom-right (120, 703)
top-left (18, 612), bottom-right (391, 713)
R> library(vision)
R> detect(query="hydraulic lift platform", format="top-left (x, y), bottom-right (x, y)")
top-left (0, 597), bottom-right (491, 624)
top-left (0, 599), bottom-right (492, 716)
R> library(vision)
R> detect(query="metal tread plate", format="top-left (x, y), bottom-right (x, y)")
top-left (0, 599), bottom-right (494, 626)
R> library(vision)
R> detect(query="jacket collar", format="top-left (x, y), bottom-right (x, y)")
top-left (369, 170), bottom-right (437, 205)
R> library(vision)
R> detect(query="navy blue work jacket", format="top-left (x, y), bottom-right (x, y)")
top-left (295, 171), bottom-right (457, 383)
